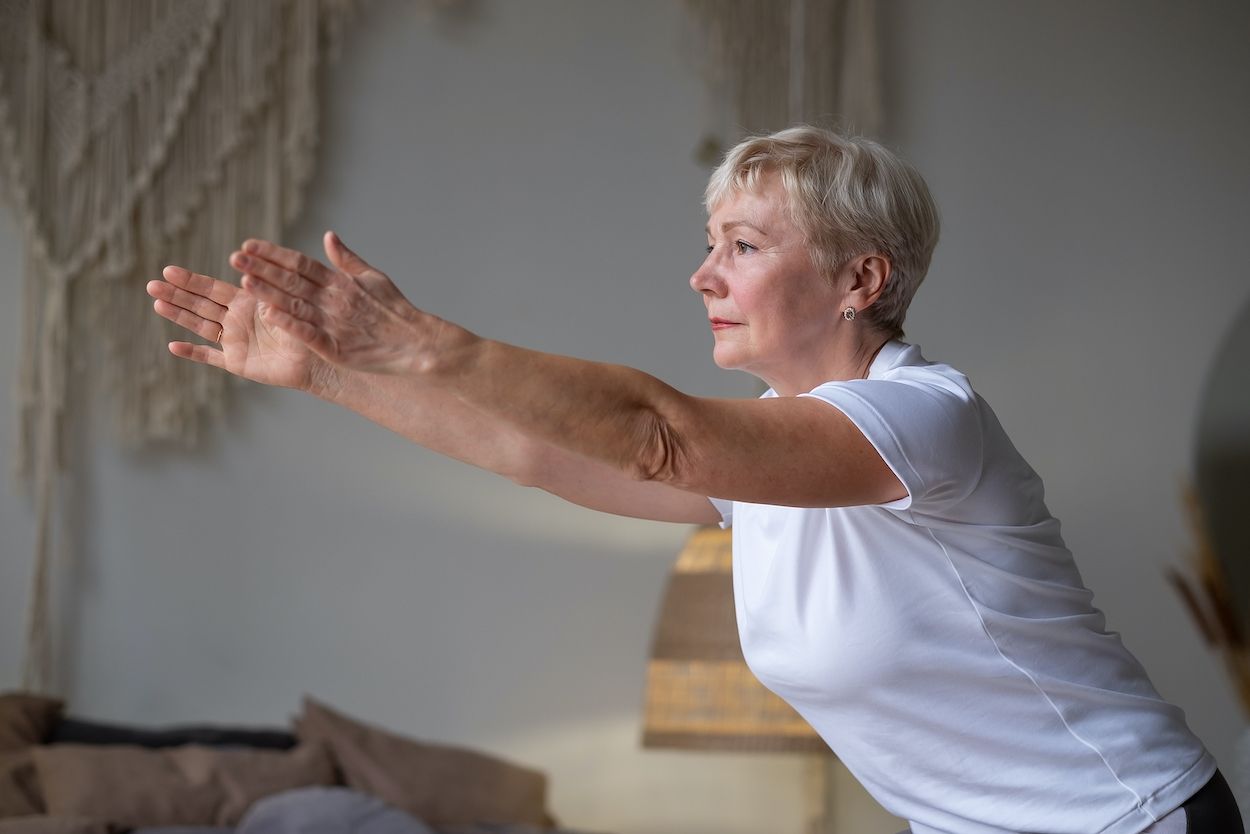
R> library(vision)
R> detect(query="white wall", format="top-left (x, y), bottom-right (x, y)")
top-left (2, 1), bottom-right (1247, 832)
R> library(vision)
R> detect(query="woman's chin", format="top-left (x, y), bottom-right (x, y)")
top-left (711, 345), bottom-right (747, 371)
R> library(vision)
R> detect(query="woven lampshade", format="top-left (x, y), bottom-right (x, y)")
top-left (641, 526), bottom-right (830, 753)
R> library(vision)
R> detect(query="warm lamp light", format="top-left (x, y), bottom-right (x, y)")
top-left (641, 526), bottom-right (829, 753)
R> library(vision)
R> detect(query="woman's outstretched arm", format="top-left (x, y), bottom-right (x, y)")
top-left (146, 260), bottom-right (720, 525)
top-left (229, 232), bottom-right (904, 510)
top-left (315, 367), bottom-right (723, 524)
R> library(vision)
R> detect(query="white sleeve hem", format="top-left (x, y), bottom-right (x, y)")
top-left (706, 496), bottom-right (733, 528)
top-left (798, 387), bottom-right (923, 511)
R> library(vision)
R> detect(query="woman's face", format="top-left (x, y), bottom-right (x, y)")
top-left (690, 175), bottom-right (844, 389)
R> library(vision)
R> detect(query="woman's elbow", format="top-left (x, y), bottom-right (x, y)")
top-left (627, 408), bottom-right (692, 486)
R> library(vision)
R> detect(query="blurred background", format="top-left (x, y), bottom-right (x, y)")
top-left (2, 1), bottom-right (1248, 832)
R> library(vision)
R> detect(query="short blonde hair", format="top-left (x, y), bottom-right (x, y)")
top-left (705, 126), bottom-right (939, 338)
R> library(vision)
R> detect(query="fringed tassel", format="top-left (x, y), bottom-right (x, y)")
top-left (22, 274), bottom-right (69, 694)
top-left (683, 0), bottom-right (882, 138)
top-left (834, 0), bottom-right (881, 136)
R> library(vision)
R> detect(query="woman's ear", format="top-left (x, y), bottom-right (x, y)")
top-left (846, 253), bottom-right (892, 310)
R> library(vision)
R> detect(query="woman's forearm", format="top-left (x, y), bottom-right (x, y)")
top-left (307, 355), bottom-right (720, 524)
top-left (307, 359), bottom-right (536, 484)
top-left (415, 322), bottom-right (691, 484)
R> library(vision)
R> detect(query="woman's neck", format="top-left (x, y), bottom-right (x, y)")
top-left (764, 332), bottom-right (892, 396)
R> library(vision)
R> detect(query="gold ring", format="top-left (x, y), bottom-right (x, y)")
top-left (215, 324), bottom-right (224, 342)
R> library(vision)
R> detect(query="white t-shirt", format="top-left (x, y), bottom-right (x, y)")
top-left (708, 340), bottom-right (1214, 834)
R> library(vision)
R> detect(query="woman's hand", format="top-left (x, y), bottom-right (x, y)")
top-left (229, 232), bottom-right (439, 376)
top-left (146, 265), bottom-right (332, 394)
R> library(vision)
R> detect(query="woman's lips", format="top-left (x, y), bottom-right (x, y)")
top-left (709, 318), bottom-right (740, 330)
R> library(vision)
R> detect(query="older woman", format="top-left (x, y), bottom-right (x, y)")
top-left (147, 127), bottom-right (1239, 834)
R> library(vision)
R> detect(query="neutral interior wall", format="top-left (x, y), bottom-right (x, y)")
top-left (2, 1), bottom-right (1248, 833)
top-left (880, 0), bottom-right (1250, 803)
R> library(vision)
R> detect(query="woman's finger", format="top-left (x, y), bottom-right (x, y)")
top-left (240, 273), bottom-right (325, 327)
top-left (153, 299), bottom-right (224, 343)
top-left (261, 305), bottom-right (336, 357)
top-left (161, 265), bottom-right (237, 306)
top-left (324, 230), bottom-right (380, 279)
top-left (240, 239), bottom-right (334, 287)
top-left (230, 251), bottom-right (319, 300)
top-left (168, 341), bottom-right (227, 370)
top-left (146, 280), bottom-right (228, 322)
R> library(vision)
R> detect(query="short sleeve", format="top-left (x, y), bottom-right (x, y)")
top-left (706, 496), bottom-right (733, 528)
top-left (800, 376), bottom-right (985, 512)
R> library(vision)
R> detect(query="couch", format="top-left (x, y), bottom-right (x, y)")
top-left (0, 692), bottom-right (601, 834)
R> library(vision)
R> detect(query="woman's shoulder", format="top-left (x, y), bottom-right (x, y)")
top-left (805, 340), bottom-right (978, 408)
top-left (871, 340), bottom-right (973, 389)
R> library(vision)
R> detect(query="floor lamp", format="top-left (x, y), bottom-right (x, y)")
top-left (641, 526), bottom-right (837, 833)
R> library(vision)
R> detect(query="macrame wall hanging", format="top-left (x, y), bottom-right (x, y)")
top-left (685, 0), bottom-right (881, 159)
top-left (0, 0), bottom-right (353, 694)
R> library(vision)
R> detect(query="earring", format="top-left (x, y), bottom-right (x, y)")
top-left (843, 307), bottom-right (856, 321)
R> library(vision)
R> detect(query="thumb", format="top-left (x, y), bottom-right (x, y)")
top-left (324, 230), bottom-right (377, 277)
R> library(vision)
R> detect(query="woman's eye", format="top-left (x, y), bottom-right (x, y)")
top-left (734, 240), bottom-right (756, 254)
top-left (705, 243), bottom-right (714, 254)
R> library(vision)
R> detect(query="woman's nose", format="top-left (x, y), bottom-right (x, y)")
top-left (689, 257), bottom-right (725, 297)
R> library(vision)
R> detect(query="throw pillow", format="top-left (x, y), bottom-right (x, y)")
top-left (294, 698), bottom-right (549, 828)
top-left (0, 693), bottom-right (64, 750)
top-left (33, 742), bottom-right (335, 828)
top-left (0, 750), bottom-right (43, 817)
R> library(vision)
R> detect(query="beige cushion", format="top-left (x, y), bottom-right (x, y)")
top-left (295, 697), bottom-right (550, 827)
top-left (33, 742), bottom-right (334, 828)
top-left (0, 817), bottom-right (109, 834)
top-left (0, 750), bottom-right (43, 818)
top-left (0, 691), bottom-right (62, 819)
top-left (0, 694), bottom-right (63, 750)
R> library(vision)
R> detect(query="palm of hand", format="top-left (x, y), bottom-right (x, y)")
top-left (148, 264), bottom-right (333, 394)
top-left (220, 287), bottom-right (320, 390)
